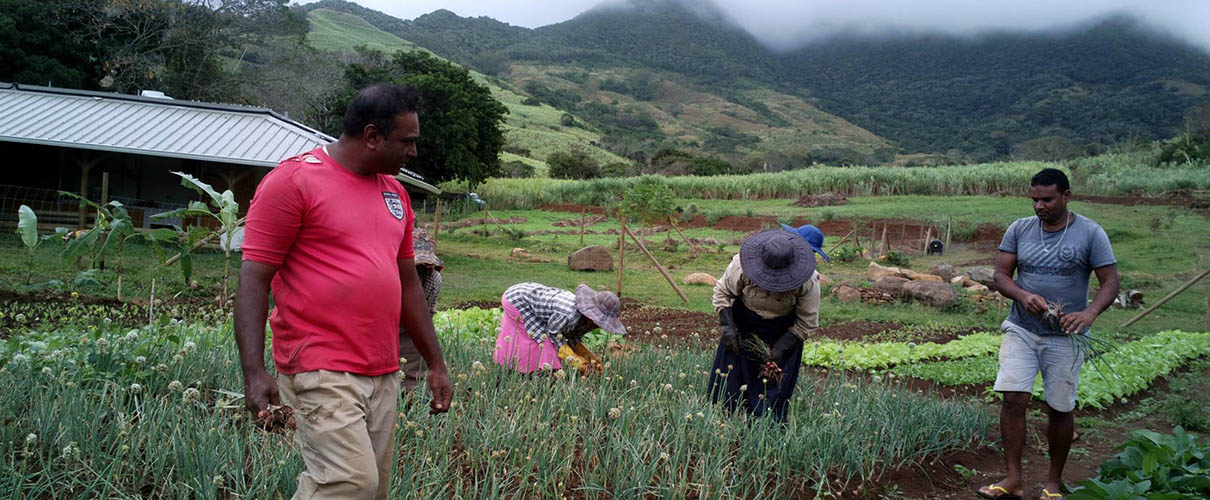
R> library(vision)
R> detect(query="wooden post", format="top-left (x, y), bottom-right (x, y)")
top-left (432, 198), bottom-right (442, 246)
top-left (77, 162), bottom-right (93, 229)
top-left (617, 216), bottom-right (626, 298)
top-left (879, 224), bottom-right (889, 257)
top-left (923, 228), bottom-right (932, 252)
top-left (580, 210), bottom-right (586, 247)
top-left (900, 222), bottom-right (906, 245)
top-left (827, 229), bottom-right (854, 254)
top-left (100, 172), bottom-right (110, 206)
top-left (945, 216), bottom-right (952, 250)
top-left (854, 225), bottom-right (863, 255)
top-left (1120, 269), bottom-right (1210, 328)
top-left (623, 225), bottom-right (689, 304)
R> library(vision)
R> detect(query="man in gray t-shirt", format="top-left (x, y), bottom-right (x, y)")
top-left (978, 168), bottom-right (1120, 500)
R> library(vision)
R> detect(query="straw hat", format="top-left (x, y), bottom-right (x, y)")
top-left (574, 284), bottom-right (626, 335)
top-left (739, 229), bottom-right (816, 292)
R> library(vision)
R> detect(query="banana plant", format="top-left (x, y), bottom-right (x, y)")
top-left (57, 192), bottom-right (137, 299)
top-left (152, 172), bottom-right (242, 305)
top-left (15, 205), bottom-right (68, 286)
top-left (143, 225), bottom-right (214, 287)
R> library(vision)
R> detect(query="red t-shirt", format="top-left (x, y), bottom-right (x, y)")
top-left (242, 147), bottom-right (415, 376)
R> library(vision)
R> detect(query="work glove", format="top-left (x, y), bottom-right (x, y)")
top-left (718, 308), bottom-right (740, 354)
top-left (571, 343), bottom-right (604, 373)
top-left (768, 332), bottom-right (802, 362)
top-left (557, 344), bottom-right (600, 375)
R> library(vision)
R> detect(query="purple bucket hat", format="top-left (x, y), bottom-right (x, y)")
top-left (739, 229), bottom-right (816, 292)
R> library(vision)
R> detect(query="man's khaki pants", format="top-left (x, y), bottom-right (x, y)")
top-left (277, 370), bottom-right (400, 500)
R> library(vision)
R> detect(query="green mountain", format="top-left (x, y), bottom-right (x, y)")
top-left (305, 7), bottom-right (631, 173)
top-left (780, 16), bottom-right (1210, 160)
top-left (303, 0), bottom-right (1210, 164)
top-left (301, 0), bottom-right (893, 168)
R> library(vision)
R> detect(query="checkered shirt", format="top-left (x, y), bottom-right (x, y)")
top-left (419, 268), bottom-right (442, 315)
top-left (503, 282), bottom-right (583, 346)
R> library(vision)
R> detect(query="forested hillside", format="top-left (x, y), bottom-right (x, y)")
top-left (304, 0), bottom-right (1210, 163)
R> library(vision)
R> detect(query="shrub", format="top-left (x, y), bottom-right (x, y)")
top-left (502, 161), bottom-right (535, 179)
top-left (833, 246), bottom-right (862, 263)
top-left (883, 251), bottom-right (910, 267)
top-left (548, 150), bottom-right (601, 180)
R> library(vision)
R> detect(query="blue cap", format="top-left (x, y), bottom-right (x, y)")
top-left (780, 223), bottom-right (830, 262)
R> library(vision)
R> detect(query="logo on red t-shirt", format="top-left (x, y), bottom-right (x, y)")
top-left (382, 192), bottom-right (404, 220)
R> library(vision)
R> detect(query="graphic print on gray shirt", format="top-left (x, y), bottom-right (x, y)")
top-left (999, 213), bottom-right (1116, 335)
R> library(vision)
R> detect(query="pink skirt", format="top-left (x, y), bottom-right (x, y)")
top-left (493, 295), bottom-right (562, 373)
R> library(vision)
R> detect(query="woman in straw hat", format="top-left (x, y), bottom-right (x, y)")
top-left (708, 229), bottom-right (821, 422)
top-left (493, 283), bottom-right (627, 375)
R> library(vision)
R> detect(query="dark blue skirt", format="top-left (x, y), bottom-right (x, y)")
top-left (706, 298), bottom-right (802, 422)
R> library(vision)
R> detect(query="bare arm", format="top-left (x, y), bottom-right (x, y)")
top-left (993, 250), bottom-right (1048, 315)
top-left (1060, 264), bottom-right (1120, 334)
top-left (234, 260), bottom-right (280, 414)
top-left (399, 260), bottom-right (452, 413)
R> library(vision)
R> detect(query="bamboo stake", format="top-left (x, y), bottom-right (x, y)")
top-left (617, 216), bottom-right (626, 297)
top-left (163, 217), bottom-right (247, 267)
top-left (433, 198), bottom-right (442, 246)
top-left (879, 224), bottom-right (889, 257)
top-left (484, 206), bottom-right (510, 232)
top-left (923, 228), bottom-right (932, 252)
top-left (669, 220), bottom-right (700, 255)
top-left (148, 278), bottom-right (155, 327)
top-left (623, 225), bottom-right (688, 304)
top-left (580, 210), bottom-right (586, 247)
top-left (827, 229), bottom-right (855, 254)
top-left (1120, 269), bottom-right (1210, 328)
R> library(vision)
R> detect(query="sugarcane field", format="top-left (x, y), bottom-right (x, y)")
top-left (5, 2), bottom-right (1210, 497)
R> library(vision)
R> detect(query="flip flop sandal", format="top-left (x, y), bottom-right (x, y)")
top-left (977, 484), bottom-right (1022, 500)
top-left (1040, 488), bottom-right (1063, 499)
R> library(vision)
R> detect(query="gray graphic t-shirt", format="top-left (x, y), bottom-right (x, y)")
top-left (1000, 213), bottom-right (1116, 335)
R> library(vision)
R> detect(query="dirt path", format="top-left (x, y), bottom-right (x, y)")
top-left (539, 203), bottom-right (1005, 251)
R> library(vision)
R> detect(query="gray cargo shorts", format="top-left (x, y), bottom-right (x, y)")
top-left (993, 319), bottom-right (1084, 412)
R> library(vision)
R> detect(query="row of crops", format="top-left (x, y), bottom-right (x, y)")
top-left (459, 157), bottom-right (1210, 209)
top-left (0, 305), bottom-right (991, 499)
top-left (801, 329), bottom-right (1210, 410)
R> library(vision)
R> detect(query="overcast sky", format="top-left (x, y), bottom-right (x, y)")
top-left (304, 0), bottom-right (1210, 52)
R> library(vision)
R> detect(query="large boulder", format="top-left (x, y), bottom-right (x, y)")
top-left (835, 285), bottom-right (862, 303)
top-left (683, 272), bottom-right (717, 286)
top-left (903, 270), bottom-right (944, 282)
top-left (868, 261), bottom-right (907, 281)
top-left (903, 281), bottom-right (960, 308)
top-left (568, 246), bottom-right (613, 271)
top-left (873, 276), bottom-right (909, 297)
top-left (929, 263), bottom-right (957, 282)
top-left (963, 266), bottom-right (996, 288)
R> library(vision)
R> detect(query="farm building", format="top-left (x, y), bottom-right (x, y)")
top-left (0, 82), bottom-right (439, 230)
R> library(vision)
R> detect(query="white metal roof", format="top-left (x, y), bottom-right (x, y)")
top-left (0, 83), bottom-right (439, 194)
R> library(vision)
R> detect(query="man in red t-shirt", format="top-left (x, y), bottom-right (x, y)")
top-left (234, 84), bottom-right (452, 500)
